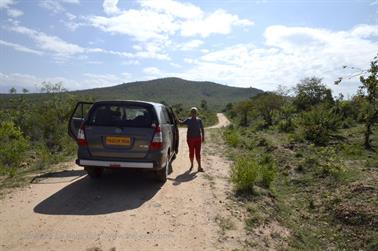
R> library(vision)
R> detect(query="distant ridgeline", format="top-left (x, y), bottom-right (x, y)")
top-left (0, 77), bottom-right (264, 110)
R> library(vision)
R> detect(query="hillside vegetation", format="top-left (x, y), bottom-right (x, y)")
top-left (221, 58), bottom-right (377, 250)
top-left (0, 77), bottom-right (263, 111)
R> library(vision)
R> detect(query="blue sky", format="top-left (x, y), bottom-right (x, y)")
top-left (0, 0), bottom-right (377, 95)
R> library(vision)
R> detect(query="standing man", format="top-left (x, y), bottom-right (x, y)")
top-left (178, 107), bottom-right (205, 172)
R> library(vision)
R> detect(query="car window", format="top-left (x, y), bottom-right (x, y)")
top-left (88, 104), bottom-right (153, 127)
top-left (161, 107), bottom-right (171, 124)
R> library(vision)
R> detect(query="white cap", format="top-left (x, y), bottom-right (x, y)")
top-left (190, 107), bottom-right (198, 112)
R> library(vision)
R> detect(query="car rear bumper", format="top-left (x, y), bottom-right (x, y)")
top-left (76, 159), bottom-right (154, 168)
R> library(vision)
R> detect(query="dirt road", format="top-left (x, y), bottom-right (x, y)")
top-left (0, 113), bottom-right (244, 251)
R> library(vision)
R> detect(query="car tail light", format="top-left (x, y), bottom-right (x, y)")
top-left (149, 125), bottom-right (163, 150)
top-left (77, 124), bottom-right (88, 146)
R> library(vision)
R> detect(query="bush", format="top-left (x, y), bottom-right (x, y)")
top-left (0, 87), bottom-right (82, 175)
top-left (0, 121), bottom-right (29, 170)
top-left (316, 147), bottom-right (345, 178)
top-left (258, 154), bottom-right (277, 188)
top-left (277, 119), bottom-right (295, 132)
top-left (231, 156), bottom-right (259, 192)
top-left (231, 154), bottom-right (277, 193)
top-left (299, 105), bottom-right (341, 145)
top-left (223, 127), bottom-right (240, 147)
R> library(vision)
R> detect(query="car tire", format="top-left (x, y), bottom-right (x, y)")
top-left (86, 166), bottom-right (103, 178)
top-left (155, 159), bottom-right (170, 182)
top-left (168, 158), bottom-right (173, 174)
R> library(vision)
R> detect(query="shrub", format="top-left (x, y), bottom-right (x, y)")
top-left (223, 128), bottom-right (240, 147)
top-left (0, 121), bottom-right (29, 170)
top-left (258, 154), bottom-right (277, 188)
top-left (277, 119), bottom-right (295, 132)
top-left (231, 156), bottom-right (259, 192)
top-left (316, 147), bottom-right (345, 178)
top-left (299, 105), bottom-right (341, 145)
top-left (231, 154), bottom-right (277, 193)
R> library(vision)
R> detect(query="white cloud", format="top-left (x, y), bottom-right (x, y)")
top-left (0, 0), bottom-right (23, 18)
top-left (88, 1), bottom-right (252, 61)
top-left (61, 12), bottom-right (87, 31)
top-left (122, 60), bottom-right (140, 65)
top-left (9, 25), bottom-right (85, 57)
top-left (0, 71), bottom-right (131, 93)
top-left (7, 24), bottom-right (169, 61)
top-left (89, 9), bottom-right (178, 42)
top-left (0, 39), bottom-right (43, 55)
top-left (39, 0), bottom-right (64, 13)
top-left (0, 72), bottom-right (81, 92)
top-left (183, 58), bottom-right (198, 64)
top-left (176, 39), bottom-right (203, 51)
top-left (350, 24), bottom-right (378, 38)
top-left (103, 0), bottom-right (120, 15)
top-left (139, 0), bottom-right (203, 19)
top-left (39, 0), bottom-right (79, 13)
top-left (82, 73), bottom-right (129, 87)
top-left (180, 9), bottom-right (253, 37)
top-left (0, 0), bottom-right (14, 9)
top-left (175, 25), bottom-right (378, 96)
top-left (7, 8), bottom-right (23, 17)
top-left (170, 62), bottom-right (181, 68)
top-left (89, 1), bottom-right (253, 41)
top-left (60, 0), bottom-right (80, 3)
top-left (143, 67), bottom-right (162, 76)
top-left (0, 72), bottom-right (40, 93)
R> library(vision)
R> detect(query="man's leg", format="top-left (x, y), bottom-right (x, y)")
top-left (195, 138), bottom-right (203, 172)
top-left (187, 138), bottom-right (194, 170)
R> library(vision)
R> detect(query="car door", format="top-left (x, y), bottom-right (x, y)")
top-left (68, 101), bottom-right (94, 139)
top-left (84, 102), bottom-right (157, 159)
top-left (167, 106), bottom-right (179, 154)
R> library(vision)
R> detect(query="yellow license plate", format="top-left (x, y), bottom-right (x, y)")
top-left (106, 136), bottom-right (131, 146)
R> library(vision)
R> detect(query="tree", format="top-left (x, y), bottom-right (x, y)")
top-left (200, 99), bottom-right (208, 110)
top-left (251, 92), bottom-right (285, 127)
top-left (234, 100), bottom-right (253, 126)
top-left (360, 59), bottom-right (378, 149)
top-left (40, 81), bottom-right (67, 93)
top-left (293, 77), bottom-right (334, 111)
top-left (225, 103), bottom-right (233, 111)
top-left (9, 87), bottom-right (17, 94)
top-left (22, 88), bottom-right (29, 94)
top-left (336, 55), bottom-right (378, 149)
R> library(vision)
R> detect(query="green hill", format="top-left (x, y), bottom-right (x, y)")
top-left (73, 77), bottom-right (263, 110)
top-left (0, 77), bottom-right (263, 110)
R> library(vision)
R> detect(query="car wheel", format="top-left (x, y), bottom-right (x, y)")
top-left (86, 166), bottom-right (103, 178)
top-left (155, 160), bottom-right (170, 182)
top-left (168, 158), bottom-right (173, 174)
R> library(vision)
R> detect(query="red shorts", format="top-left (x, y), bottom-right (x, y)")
top-left (187, 137), bottom-right (202, 161)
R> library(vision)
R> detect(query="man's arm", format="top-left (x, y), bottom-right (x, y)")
top-left (175, 115), bottom-right (187, 125)
top-left (200, 119), bottom-right (205, 142)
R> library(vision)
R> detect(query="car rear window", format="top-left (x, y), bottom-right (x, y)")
top-left (88, 103), bottom-right (154, 127)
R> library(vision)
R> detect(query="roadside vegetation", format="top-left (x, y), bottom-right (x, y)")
top-left (0, 83), bottom-right (83, 190)
top-left (222, 57), bottom-right (377, 250)
top-left (0, 82), bottom-right (217, 190)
